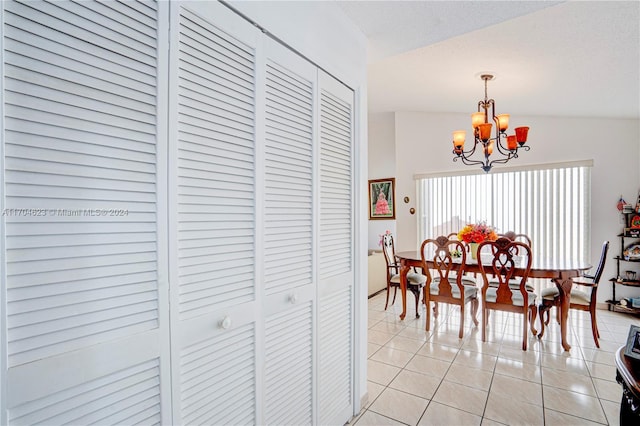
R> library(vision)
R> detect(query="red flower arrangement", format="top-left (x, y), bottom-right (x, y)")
top-left (457, 222), bottom-right (498, 244)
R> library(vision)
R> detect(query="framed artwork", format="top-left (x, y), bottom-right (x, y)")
top-left (624, 324), bottom-right (640, 361)
top-left (369, 178), bottom-right (396, 220)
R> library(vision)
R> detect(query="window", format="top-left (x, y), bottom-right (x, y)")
top-left (417, 161), bottom-right (592, 263)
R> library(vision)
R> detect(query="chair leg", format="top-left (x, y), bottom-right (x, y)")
top-left (471, 298), bottom-right (479, 326)
top-left (433, 302), bottom-right (439, 318)
top-left (425, 289), bottom-right (431, 332)
top-left (392, 285), bottom-right (398, 305)
top-left (412, 288), bottom-right (421, 319)
top-left (384, 284), bottom-right (391, 310)
top-left (522, 308), bottom-right (528, 351)
top-left (538, 303), bottom-right (546, 338)
top-left (458, 304), bottom-right (465, 339)
top-left (590, 306), bottom-right (600, 348)
top-left (529, 305), bottom-right (538, 336)
top-left (482, 307), bottom-right (487, 343)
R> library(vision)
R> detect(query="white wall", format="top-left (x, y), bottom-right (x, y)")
top-left (374, 111), bottom-right (640, 304)
top-left (368, 112), bottom-right (396, 249)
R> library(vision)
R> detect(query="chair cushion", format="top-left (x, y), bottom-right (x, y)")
top-left (390, 272), bottom-right (426, 286)
top-left (485, 287), bottom-right (537, 307)
top-left (540, 286), bottom-right (590, 305)
top-left (430, 278), bottom-right (478, 300)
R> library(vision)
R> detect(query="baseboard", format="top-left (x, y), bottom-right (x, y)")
top-left (368, 288), bottom-right (386, 299)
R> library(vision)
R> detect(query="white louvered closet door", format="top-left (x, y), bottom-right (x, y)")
top-left (2, 0), bottom-right (170, 424)
top-left (261, 37), bottom-right (317, 426)
top-left (317, 71), bottom-right (355, 425)
top-left (168, 1), bottom-right (261, 425)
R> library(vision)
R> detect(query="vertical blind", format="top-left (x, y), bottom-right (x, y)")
top-left (417, 162), bottom-right (591, 263)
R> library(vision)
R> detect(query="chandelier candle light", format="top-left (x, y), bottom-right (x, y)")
top-left (452, 74), bottom-right (530, 173)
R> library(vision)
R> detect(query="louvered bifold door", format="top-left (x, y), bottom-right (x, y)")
top-left (2, 0), bottom-right (170, 424)
top-left (168, 2), bottom-right (260, 425)
top-left (317, 71), bottom-right (355, 426)
top-left (261, 37), bottom-right (317, 426)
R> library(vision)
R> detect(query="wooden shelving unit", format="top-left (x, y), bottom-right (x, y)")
top-left (607, 213), bottom-right (640, 315)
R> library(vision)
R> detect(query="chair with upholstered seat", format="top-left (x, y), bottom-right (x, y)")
top-left (381, 233), bottom-right (426, 318)
top-left (478, 237), bottom-right (538, 350)
top-left (490, 232), bottom-right (535, 292)
top-left (538, 240), bottom-right (609, 348)
top-left (421, 235), bottom-right (479, 338)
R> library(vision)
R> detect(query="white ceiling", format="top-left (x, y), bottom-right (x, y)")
top-left (334, 0), bottom-right (640, 119)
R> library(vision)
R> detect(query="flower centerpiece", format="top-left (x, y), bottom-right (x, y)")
top-left (457, 222), bottom-right (498, 259)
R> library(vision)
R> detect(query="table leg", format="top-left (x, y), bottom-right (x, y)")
top-left (399, 259), bottom-right (408, 320)
top-left (553, 273), bottom-right (574, 351)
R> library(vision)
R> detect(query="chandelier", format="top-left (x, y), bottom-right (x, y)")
top-left (452, 74), bottom-right (530, 173)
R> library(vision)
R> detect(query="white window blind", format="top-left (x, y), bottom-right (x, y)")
top-left (417, 162), bottom-right (591, 263)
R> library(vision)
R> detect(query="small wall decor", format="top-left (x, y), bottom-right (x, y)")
top-left (403, 196), bottom-right (410, 204)
top-left (369, 178), bottom-right (395, 220)
top-left (624, 324), bottom-right (640, 360)
top-left (409, 208), bottom-right (415, 215)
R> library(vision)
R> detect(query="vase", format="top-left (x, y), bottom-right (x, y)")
top-left (470, 242), bottom-right (479, 260)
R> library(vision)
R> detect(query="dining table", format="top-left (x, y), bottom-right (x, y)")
top-left (396, 250), bottom-right (591, 351)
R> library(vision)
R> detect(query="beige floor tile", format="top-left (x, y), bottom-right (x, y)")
top-left (585, 360), bottom-right (617, 382)
top-left (543, 408), bottom-right (604, 426)
top-left (388, 369), bottom-right (441, 400)
top-left (489, 373), bottom-right (543, 406)
top-left (371, 320), bottom-right (407, 335)
top-left (600, 398), bottom-right (621, 426)
top-left (368, 342), bottom-right (382, 358)
top-left (353, 410), bottom-right (405, 426)
top-left (540, 352), bottom-right (589, 376)
top-left (484, 393), bottom-right (544, 426)
top-left (445, 363), bottom-right (493, 391)
top-left (365, 381), bottom-right (385, 408)
top-left (366, 296), bottom-right (623, 426)
top-left (480, 418), bottom-right (507, 426)
top-left (460, 338), bottom-right (501, 356)
top-left (542, 385), bottom-right (607, 423)
top-left (541, 367), bottom-right (597, 396)
top-left (429, 331), bottom-right (466, 348)
top-left (494, 358), bottom-right (542, 383)
top-left (417, 342), bottom-right (459, 362)
top-left (453, 349), bottom-right (498, 372)
top-left (397, 325), bottom-right (431, 341)
top-left (369, 387), bottom-right (429, 426)
top-left (384, 335), bottom-right (427, 354)
top-left (417, 401), bottom-right (482, 426)
top-left (432, 380), bottom-right (488, 416)
top-left (370, 346), bottom-right (415, 368)
top-left (367, 359), bottom-right (401, 386)
top-left (404, 354), bottom-right (452, 379)
top-left (580, 347), bottom-right (616, 366)
top-left (498, 345), bottom-right (540, 366)
top-left (592, 377), bottom-right (623, 402)
top-left (368, 329), bottom-right (395, 346)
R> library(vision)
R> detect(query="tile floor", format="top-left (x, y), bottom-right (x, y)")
top-left (354, 286), bottom-right (639, 426)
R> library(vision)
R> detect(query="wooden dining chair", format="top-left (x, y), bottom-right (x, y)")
top-left (381, 233), bottom-right (426, 318)
top-left (491, 231), bottom-right (535, 292)
top-left (446, 232), bottom-right (478, 286)
top-left (478, 237), bottom-right (538, 350)
top-left (538, 240), bottom-right (609, 348)
top-left (421, 236), bottom-right (479, 338)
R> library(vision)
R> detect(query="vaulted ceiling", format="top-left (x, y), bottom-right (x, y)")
top-left (335, 0), bottom-right (640, 119)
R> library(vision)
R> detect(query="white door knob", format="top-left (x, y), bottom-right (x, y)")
top-left (220, 316), bottom-right (232, 329)
top-left (289, 294), bottom-right (298, 304)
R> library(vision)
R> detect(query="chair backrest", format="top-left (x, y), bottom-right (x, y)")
top-left (478, 237), bottom-right (532, 304)
top-left (590, 240), bottom-right (610, 284)
top-left (499, 231), bottom-right (532, 248)
top-left (381, 233), bottom-right (397, 270)
top-left (420, 235), bottom-right (467, 298)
